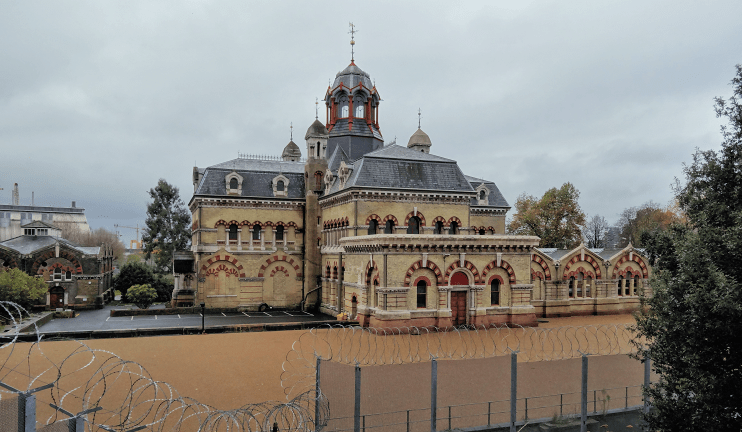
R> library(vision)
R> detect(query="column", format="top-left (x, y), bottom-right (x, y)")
top-left (260, 229), bottom-right (265, 250)
top-left (237, 229), bottom-right (242, 251)
top-left (272, 228), bottom-right (277, 251)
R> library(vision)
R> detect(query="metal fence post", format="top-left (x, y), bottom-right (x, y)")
top-left (49, 404), bottom-right (102, 432)
top-left (644, 351), bottom-right (651, 414)
top-left (510, 350), bottom-right (517, 432)
top-left (581, 354), bottom-right (588, 432)
top-left (354, 363), bottom-right (361, 432)
top-left (431, 358), bottom-right (437, 432)
top-left (0, 381), bottom-right (54, 432)
top-left (315, 357), bottom-right (322, 430)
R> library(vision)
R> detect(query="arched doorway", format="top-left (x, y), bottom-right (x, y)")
top-left (49, 286), bottom-right (64, 309)
top-left (450, 271), bottom-right (469, 326)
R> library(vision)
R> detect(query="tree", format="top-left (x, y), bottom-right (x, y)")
top-left (62, 226), bottom-right (126, 263)
top-left (507, 183), bottom-right (586, 248)
top-left (126, 284), bottom-right (157, 309)
top-left (583, 214), bottom-right (608, 248)
top-left (616, 201), bottom-right (681, 247)
top-left (0, 268), bottom-right (47, 310)
top-left (141, 179), bottom-right (191, 273)
top-left (113, 261), bottom-right (154, 298)
top-left (151, 273), bottom-right (174, 303)
top-left (633, 65), bottom-right (742, 431)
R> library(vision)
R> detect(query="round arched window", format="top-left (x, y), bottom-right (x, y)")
top-left (229, 178), bottom-right (238, 189)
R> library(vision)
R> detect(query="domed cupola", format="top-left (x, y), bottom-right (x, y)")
top-left (408, 128), bottom-right (432, 153)
top-left (281, 140), bottom-right (302, 161)
top-left (305, 119), bottom-right (329, 160)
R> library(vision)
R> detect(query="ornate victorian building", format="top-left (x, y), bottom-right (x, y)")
top-left (181, 56), bottom-right (651, 328)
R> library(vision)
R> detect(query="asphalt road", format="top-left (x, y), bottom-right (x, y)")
top-left (37, 305), bottom-right (336, 333)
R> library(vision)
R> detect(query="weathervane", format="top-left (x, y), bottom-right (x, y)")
top-left (418, 108), bottom-right (422, 129)
top-left (290, 122), bottom-right (293, 141)
top-left (348, 22), bottom-right (357, 62)
top-left (315, 97), bottom-right (319, 120)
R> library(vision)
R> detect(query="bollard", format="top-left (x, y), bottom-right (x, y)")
top-left (272, 421), bottom-right (278, 432)
top-left (200, 302), bottom-right (205, 332)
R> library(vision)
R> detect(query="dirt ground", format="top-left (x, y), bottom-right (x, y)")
top-left (1, 313), bottom-right (643, 419)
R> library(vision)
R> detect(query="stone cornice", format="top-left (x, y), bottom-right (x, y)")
top-left (339, 234), bottom-right (540, 253)
top-left (470, 207), bottom-right (509, 216)
top-left (511, 284), bottom-right (535, 290)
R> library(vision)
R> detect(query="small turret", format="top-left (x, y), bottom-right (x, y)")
top-left (407, 128), bottom-right (432, 153)
top-left (282, 140), bottom-right (302, 161)
top-left (305, 119), bottom-right (329, 159)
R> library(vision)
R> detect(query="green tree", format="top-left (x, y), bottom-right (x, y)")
top-left (113, 261), bottom-right (154, 298)
top-left (151, 273), bottom-right (174, 303)
top-left (507, 182), bottom-right (586, 248)
top-left (126, 284), bottom-right (158, 309)
top-left (634, 64), bottom-right (742, 431)
top-left (141, 179), bottom-right (191, 273)
top-left (0, 268), bottom-right (47, 310)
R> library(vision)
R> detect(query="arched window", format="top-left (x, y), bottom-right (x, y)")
top-left (368, 219), bottom-right (378, 235)
top-left (54, 268), bottom-right (62, 281)
top-left (229, 178), bottom-right (238, 190)
top-left (479, 228), bottom-right (485, 235)
top-left (316, 142), bottom-right (321, 158)
top-left (65, 270), bottom-right (72, 280)
top-left (277, 180), bottom-right (285, 192)
top-left (314, 172), bottom-right (323, 190)
top-left (275, 225), bottom-right (284, 241)
top-left (326, 266), bottom-right (331, 278)
top-left (585, 276), bottom-right (592, 298)
top-left (228, 224), bottom-right (238, 241)
top-left (569, 276), bottom-right (575, 298)
top-left (355, 105), bottom-right (364, 118)
top-left (384, 219), bottom-right (395, 234)
top-left (479, 190), bottom-right (486, 200)
top-left (491, 279), bottom-right (500, 306)
top-left (341, 105), bottom-right (349, 118)
top-left (407, 216), bottom-right (420, 234)
top-left (416, 280), bottom-right (427, 308)
top-left (625, 272), bottom-right (632, 296)
top-left (434, 221), bottom-right (444, 234)
top-left (617, 276), bottom-right (624, 296)
top-left (449, 221), bottom-right (458, 234)
top-left (332, 266), bottom-right (338, 280)
top-left (252, 225), bottom-right (261, 240)
top-left (576, 273), bottom-right (584, 298)
top-left (634, 276), bottom-right (641, 296)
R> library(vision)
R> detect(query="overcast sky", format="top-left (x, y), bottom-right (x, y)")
top-left (2, 1), bottom-right (741, 246)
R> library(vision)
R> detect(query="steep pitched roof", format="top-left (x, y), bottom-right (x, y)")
top-left (465, 175), bottom-right (510, 208)
top-left (194, 158), bottom-right (305, 199)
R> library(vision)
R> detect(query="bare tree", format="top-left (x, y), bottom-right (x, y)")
top-left (583, 214), bottom-right (608, 248)
top-left (61, 225), bottom-right (125, 262)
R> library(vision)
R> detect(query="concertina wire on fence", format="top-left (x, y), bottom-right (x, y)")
top-left (281, 323), bottom-right (643, 398)
top-left (0, 302), bottom-right (328, 432)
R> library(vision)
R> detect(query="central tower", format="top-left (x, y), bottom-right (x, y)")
top-left (324, 27), bottom-right (383, 161)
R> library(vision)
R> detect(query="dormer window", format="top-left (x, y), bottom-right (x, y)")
top-left (355, 105), bottom-right (364, 118)
top-left (272, 175), bottom-right (290, 197)
top-left (24, 228), bottom-right (35, 235)
top-left (476, 185), bottom-right (490, 205)
top-left (225, 172), bottom-right (243, 196)
top-left (341, 105), bottom-right (349, 118)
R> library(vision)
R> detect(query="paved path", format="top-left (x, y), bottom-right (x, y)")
top-left (37, 305), bottom-right (336, 333)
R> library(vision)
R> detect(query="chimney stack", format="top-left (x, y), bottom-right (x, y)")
top-left (32, 191), bottom-right (34, 206)
top-left (71, 201), bottom-right (76, 208)
top-left (12, 183), bottom-right (19, 206)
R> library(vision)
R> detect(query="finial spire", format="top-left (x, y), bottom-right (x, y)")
top-left (290, 122), bottom-right (293, 141)
top-left (315, 98), bottom-right (319, 120)
top-left (418, 108), bottom-right (422, 129)
top-left (348, 22), bottom-right (357, 62)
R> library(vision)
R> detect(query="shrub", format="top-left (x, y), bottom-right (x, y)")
top-left (126, 284), bottom-right (157, 309)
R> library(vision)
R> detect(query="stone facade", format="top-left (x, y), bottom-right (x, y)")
top-left (180, 57), bottom-right (652, 328)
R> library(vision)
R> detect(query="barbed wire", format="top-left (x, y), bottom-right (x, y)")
top-left (281, 323), bottom-right (643, 398)
top-left (0, 302), bottom-right (326, 432)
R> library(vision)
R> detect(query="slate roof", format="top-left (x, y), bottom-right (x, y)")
top-left (332, 62), bottom-right (373, 90)
top-left (327, 146), bottom-right (351, 173)
top-left (325, 144), bottom-right (474, 194)
top-left (195, 159), bottom-right (305, 199)
top-left (329, 118), bottom-right (383, 140)
top-left (0, 235), bottom-right (98, 256)
top-left (465, 175), bottom-right (510, 208)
